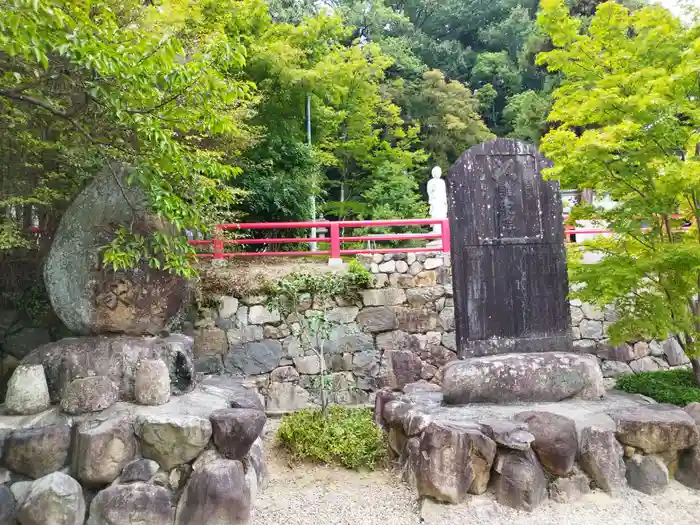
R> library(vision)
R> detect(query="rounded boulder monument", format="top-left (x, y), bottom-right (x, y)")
top-left (44, 165), bottom-right (191, 335)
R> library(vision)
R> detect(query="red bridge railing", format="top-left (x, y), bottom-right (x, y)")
top-left (188, 218), bottom-right (451, 260)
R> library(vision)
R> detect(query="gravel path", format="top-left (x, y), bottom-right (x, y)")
top-left (252, 422), bottom-right (700, 525)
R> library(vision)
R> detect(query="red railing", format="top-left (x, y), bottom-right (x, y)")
top-left (188, 218), bottom-right (451, 260)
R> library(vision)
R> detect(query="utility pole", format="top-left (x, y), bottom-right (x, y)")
top-left (307, 93), bottom-right (317, 252)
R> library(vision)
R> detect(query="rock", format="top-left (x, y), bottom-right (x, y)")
top-left (218, 297), bottom-right (239, 319)
top-left (175, 459), bottom-right (251, 525)
top-left (597, 343), bottom-right (645, 362)
top-left (323, 327), bottom-right (374, 355)
top-left (579, 319), bottom-right (604, 339)
top-left (270, 366), bottom-right (299, 383)
top-left (356, 307), bottom-right (398, 333)
top-left (5, 423), bottom-right (72, 478)
top-left (608, 405), bottom-right (699, 453)
top-left (684, 402), bottom-right (700, 427)
top-left (570, 306), bottom-right (584, 326)
top-left (386, 350), bottom-right (422, 390)
top-left (478, 419), bottom-right (534, 451)
top-left (246, 437), bottom-right (268, 489)
top-left (169, 464), bottom-right (192, 491)
top-left (633, 341), bottom-right (650, 358)
top-left (4, 364), bottom-right (51, 415)
top-left (22, 334), bottom-right (195, 403)
top-left (225, 339), bottom-right (283, 375)
top-left (423, 258), bottom-right (443, 270)
top-left (119, 459), bottom-right (160, 483)
top-left (629, 356), bottom-right (660, 373)
top-left (404, 287), bottom-right (445, 307)
top-left (361, 289), bottom-right (406, 307)
top-left (193, 328), bottom-right (228, 358)
top-left (87, 483), bottom-right (173, 525)
top-left (199, 376), bottom-right (264, 411)
top-left (210, 409), bottom-right (266, 460)
top-left (493, 449), bottom-right (548, 511)
top-left (626, 454), bottom-right (669, 495)
top-left (579, 426), bottom-right (626, 494)
top-left (438, 308), bottom-right (454, 331)
top-left (395, 260), bottom-right (409, 273)
top-left (676, 446), bottom-right (700, 489)
top-left (3, 327), bottom-right (52, 361)
top-left (513, 411), bottom-right (577, 476)
top-left (247, 305), bottom-right (280, 325)
top-left (0, 485), bottom-right (14, 525)
top-left (664, 337), bottom-right (690, 366)
top-left (266, 383), bottom-right (309, 412)
top-left (325, 307), bottom-right (359, 324)
top-left (442, 353), bottom-right (605, 404)
top-left (377, 260), bottom-right (396, 273)
top-left (60, 376), bottom-right (118, 415)
top-left (549, 470), bottom-right (591, 503)
top-left (10, 482), bottom-right (32, 504)
top-left (134, 359), bottom-right (171, 406)
top-left (135, 414), bottom-right (212, 470)
top-left (73, 416), bottom-right (138, 487)
top-left (394, 308), bottom-right (439, 333)
top-left (649, 340), bottom-right (665, 357)
top-left (600, 360), bottom-right (633, 378)
top-left (16, 472), bottom-right (85, 525)
top-left (44, 166), bottom-right (190, 335)
top-left (293, 355), bottom-right (321, 375)
top-left (408, 422), bottom-right (496, 502)
top-left (441, 332), bottom-right (456, 352)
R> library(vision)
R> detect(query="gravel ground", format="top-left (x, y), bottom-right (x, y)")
top-left (252, 421), bottom-right (700, 525)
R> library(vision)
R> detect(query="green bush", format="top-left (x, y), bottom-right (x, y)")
top-left (616, 368), bottom-right (700, 406)
top-left (277, 406), bottom-right (387, 470)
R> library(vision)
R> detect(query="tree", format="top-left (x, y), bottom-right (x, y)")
top-left (0, 0), bottom-right (259, 276)
top-left (503, 90), bottom-right (552, 144)
top-left (537, 0), bottom-right (700, 381)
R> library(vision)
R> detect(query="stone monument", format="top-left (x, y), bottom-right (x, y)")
top-left (427, 166), bottom-right (447, 247)
top-left (446, 138), bottom-right (571, 357)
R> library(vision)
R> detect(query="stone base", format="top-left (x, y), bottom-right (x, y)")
top-left (376, 384), bottom-right (700, 511)
top-left (458, 334), bottom-right (573, 358)
top-left (442, 352), bottom-right (605, 404)
top-left (0, 376), bottom-right (267, 524)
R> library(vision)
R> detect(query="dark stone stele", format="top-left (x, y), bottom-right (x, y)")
top-left (446, 139), bottom-right (571, 357)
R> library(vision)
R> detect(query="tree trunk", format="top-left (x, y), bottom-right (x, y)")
top-left (691, 358), bottom-right (700, 387)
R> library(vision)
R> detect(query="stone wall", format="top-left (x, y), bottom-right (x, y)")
top-left (189, 252), bottom-right (693, 411)
top-left (189, 252), bottom-right (456, 412)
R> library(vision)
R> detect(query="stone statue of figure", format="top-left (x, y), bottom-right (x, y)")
top-left (427, 166), bottom-right (447, 244)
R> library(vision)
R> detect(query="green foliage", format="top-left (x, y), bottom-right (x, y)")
top-left (503, 90), bottom-right (552, 144)
top-left (616, 369), bottom-right (700, 406)
top-left (537, 1), bottom-right (700, 369)
top-left (277, 406), bottom-right (387, 470)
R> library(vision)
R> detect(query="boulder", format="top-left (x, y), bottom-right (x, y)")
top-left (600, 360), bottom-right (633, 378)
top-left (385, 351), bottom-right (423, 391)
top-left (676, 446), bottom-right (700, 489)
top-left (225, 339), bottom-right (283, 375)
top-left (5, 423), bottom-right (72, 478)
top-left (684, 402), bottom-right (700, 427)
top-left (625, 454), bottom-right (669, 495)
top-left (408, 421), bottom-right (496, 502)
top-left (442, 353), bottom-right (605, 404)
top-left (266, 382), bottom-right (309, 412)
top-left (549, 469), bottom-right (591, 503)
top-left (246, 437), bottom-right (268, 490)
top-left (492, 449), bottom-right (548, 512)
top-left (663, 338), bottom-right (690, 366)
top-left (119, 459), bottom-right (160, 484)
top-left (44, 166), bottom-right (191, 335)
top-left (134, 359), bottom-right (171, 406)
top-left (3, 327), bottom-right (52, 361)
top-left (15, 472), bottom-right (85, 525)
top-left (578, 426), bottom-right (626, 494)
top-left (60, 376), bottom-right (118, 415)
top-left (86, 483), bottom-right (173, 525)
top-left (394, 308), bottom-right (439, 333)
top-left (135, 414), bottom-right (212, 470)
top-left (270, 366), bottom-right (300, 383)
top-left (356, 307), bottom-right (397, 333)
top-left (4, 364), bottom-right (51, 415)
top-left (513, 411), bottom-right (578, 476)
top-left (73, 416), bottom-right (138, 487)
top-left (608, 405), bottom-right (699, 453)
top-left (198, 376), bottom-right (264, 411)
top-left (175, 459), bottom-right (251, 525)
top-left (21, 334), bottom-right (195, 403)
top-left (210, 409), bottom-right (266, 460)
top-left (0, 485), bottom-right (15, 525)
top-left (478, 419), bottom-right (535, 451)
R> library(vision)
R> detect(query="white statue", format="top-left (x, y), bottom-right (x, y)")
top-left (427, 166), bottom-right (447, 245)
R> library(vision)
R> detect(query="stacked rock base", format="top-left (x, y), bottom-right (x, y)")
top-left (376, 383), bottom-right (700, 510)
top-left (0, 334), bottom-right (267, 525)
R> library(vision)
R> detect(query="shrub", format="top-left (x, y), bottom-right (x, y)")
top-left (616, 368), bottom-right (700, 406)
top-left (276, 406), bottom-right (387, 470)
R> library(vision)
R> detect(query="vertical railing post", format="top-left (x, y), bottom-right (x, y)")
top-left (328, 222), bottom-right (342, 266)
top-left (213, 226), bottom-right (224, 260)
top-left (441, 218), bottom-right (451, 254)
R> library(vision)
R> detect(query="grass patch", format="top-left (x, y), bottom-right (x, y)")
top-left (277, 406), bottom-right (387, 470)
top-left (616, 368), bottom-right (700, 406)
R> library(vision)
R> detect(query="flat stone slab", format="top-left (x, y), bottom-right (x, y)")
top-left (442, 352), bottom-right (605, 404)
